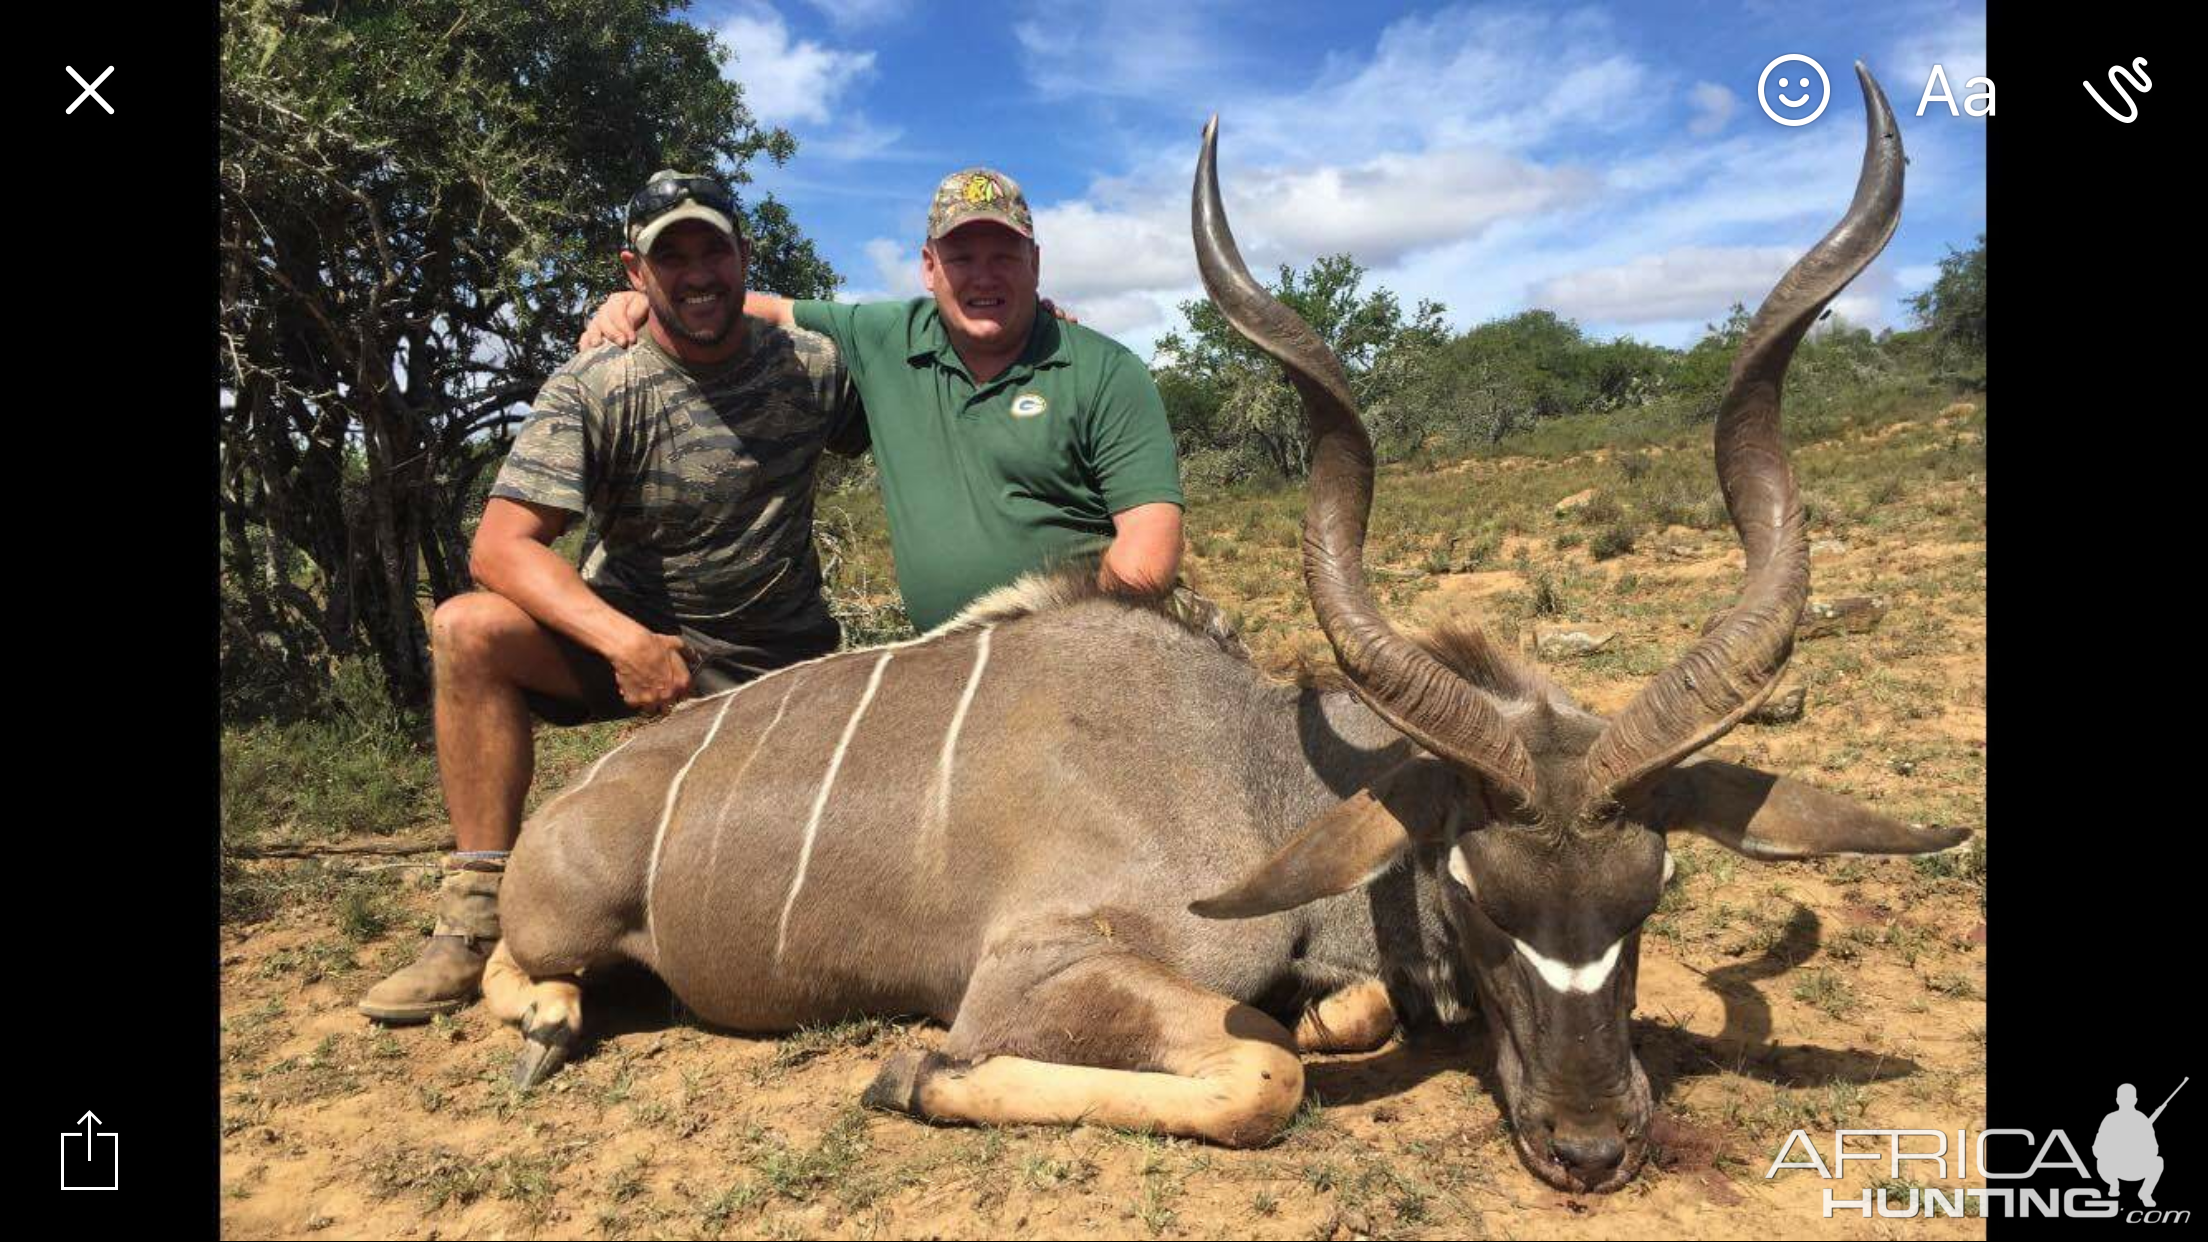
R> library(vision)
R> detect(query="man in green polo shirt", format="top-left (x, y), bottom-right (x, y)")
top-left (585, 168), bottom-right (1185, 631)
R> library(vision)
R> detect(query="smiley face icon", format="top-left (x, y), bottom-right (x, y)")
top-left (1758, 54), bottom-right (1831, 127)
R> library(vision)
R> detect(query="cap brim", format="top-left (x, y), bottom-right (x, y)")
top-left (632, 202), bottom-right (741, 254)
top-left (927, 211), bottom-right (1034, 242)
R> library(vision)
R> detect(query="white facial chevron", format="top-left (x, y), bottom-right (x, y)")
top-left (1450, 847), bottom-right (1627, 994)
top-left (1511, 936), bottom-right (1624, 994)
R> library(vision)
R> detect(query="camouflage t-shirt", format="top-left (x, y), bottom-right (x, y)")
top-left (490, 319), bottom-right (868, 648)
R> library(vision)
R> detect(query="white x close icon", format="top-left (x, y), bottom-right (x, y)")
top-left (66, 66), bottom-right (114, 116)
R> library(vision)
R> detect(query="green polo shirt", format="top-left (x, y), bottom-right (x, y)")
top-left (792, 297), bottom-right (1183, 632)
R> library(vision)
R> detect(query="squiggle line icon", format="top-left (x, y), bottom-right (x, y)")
top-left (2084, 57), bottom-right (2151, 123)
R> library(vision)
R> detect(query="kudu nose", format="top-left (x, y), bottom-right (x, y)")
top-left (1549, 1131), bottom-right (1626, 1184)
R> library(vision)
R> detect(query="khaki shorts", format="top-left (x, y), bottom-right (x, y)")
top-left (524, 614), bottom-right (840, 726)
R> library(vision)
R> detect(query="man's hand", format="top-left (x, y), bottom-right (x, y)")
top-left (609, 628), bottom-right (694, 713)
top-left (581, 291), bottom-right (651, 351)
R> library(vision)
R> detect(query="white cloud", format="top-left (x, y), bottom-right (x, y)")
top-left (1894, 263), bottom-right (1940, 292)
top-left (1822, 290), bottom-right (1884, 332)
top-left (1032, 146), bottom-right (1587, 301)
top-left (1062, 291), bottom-right (1184, 339)
top-left (1237, 149), bottom-right (1592, 267)
top-left (715, 2), bottom-right (876, 127)
top-left (800, 114), bottom-right (907, 162)
top-left (996, 143), bottom-right (1589, 352)
top-left (1687, 82), bottom-right (1735, 137)
top-left (1013, 1), bottom-right (1249, 101)
top-left (1528, 245), bottom-right (1904, 335)
top-left (1032, 201), bottom-right (1190, 299)
top-left (1888, 5), bottom-right (1988, 89)
top-left (859, 237), bottom-right (925, 299)
top-left (1231, 7), bottom-right (1656, 160)
top-left (799, 0), bottom-right (911, 30)
top-left (1529, 246), bottom-right (1800, 324)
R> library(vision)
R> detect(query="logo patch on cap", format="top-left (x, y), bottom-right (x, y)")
top-left (928, 167), bottom-right (1034, 240)
top-left (1009, 393), bottom-right (1049, 419)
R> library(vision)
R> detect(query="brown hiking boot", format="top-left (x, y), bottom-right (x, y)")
top-left (358, 857), bottom-right (503, 1025)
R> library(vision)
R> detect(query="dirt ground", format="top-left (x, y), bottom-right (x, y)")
top-left (218, 862), bottom-right (1986, 1240)
top-left (220, 416), bottom-right (1987, 1239)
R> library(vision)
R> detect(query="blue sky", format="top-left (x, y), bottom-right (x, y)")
top-left (695, 0), bottom-right (1988, 359)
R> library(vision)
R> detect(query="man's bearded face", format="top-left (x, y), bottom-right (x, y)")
top-left (634, 221), bottom-right (746, 347)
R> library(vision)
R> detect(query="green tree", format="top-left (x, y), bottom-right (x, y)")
top-left (1386, 310), bottom-right (1671, 445)
top-left (1155, 255), bottom-right (1446, 480)
top-left (1665, 302), bottom-right (1753, 421)
top-left (219, 0), bottom-right (837, 714)
top-left (1906, 233), bottom-right (1987, 383)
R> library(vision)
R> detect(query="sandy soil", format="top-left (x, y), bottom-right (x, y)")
top-left (219, 843), bottom-right (1987, 1240)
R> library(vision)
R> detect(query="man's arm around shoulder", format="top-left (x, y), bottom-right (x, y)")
top-left (580, 291), bottom-right (798, 350)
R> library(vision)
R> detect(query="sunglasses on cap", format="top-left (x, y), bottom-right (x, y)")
top-left (625, 176), bottom-right (741, 237)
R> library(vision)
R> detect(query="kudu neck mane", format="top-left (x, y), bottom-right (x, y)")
top-left (927, 563), bottom-right (1247, 659)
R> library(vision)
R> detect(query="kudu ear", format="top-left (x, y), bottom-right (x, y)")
top-left (1190, 758), bottom-right (1449, 920)
top-left (1638, 758), bottom-right (1971, 860)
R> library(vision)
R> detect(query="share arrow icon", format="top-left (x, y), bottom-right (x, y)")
top-left (61, 1109), bottom-right (118, 1190)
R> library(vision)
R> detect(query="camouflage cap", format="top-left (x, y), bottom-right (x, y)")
top-left (926, 168), bottom-right (1035, 241)
top-left (627, 170), bottom-right (743, 254)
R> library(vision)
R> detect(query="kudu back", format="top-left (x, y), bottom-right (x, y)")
top-left (488, 65), bottom-right (1966, 1193)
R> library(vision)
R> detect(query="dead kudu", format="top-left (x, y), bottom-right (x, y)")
top-left (487, 66), bottom-right (1961, 1193)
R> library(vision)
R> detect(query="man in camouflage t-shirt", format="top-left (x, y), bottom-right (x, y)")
top-left (359, 171), bottom-right (864, 1024)
top-left (490, 318), bottom-right (862, 695)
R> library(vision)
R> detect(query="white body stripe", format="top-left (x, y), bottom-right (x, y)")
top-left (669, 629), bottom-right (934, 715)
top-left (538, 735), bottom-right (637, 815)
top-left (1511, 936), bottom-right (1625, 994)
top-left (702, 673), bottom-right (807, 881)
top-left (925, 627), bottom-right (993, 836)
top-left (644, 692), bottom-right (741, 961)
top-left (776, 650), bottom-right (894, 963)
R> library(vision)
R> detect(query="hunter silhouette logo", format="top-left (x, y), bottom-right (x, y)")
top-left (2098, 1078), bottom-right (2183, 1207)
top-left (1768, 1074), bottom-right (2190, 1220)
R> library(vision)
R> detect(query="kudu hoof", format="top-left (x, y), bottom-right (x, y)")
top-left (861, 1048), bottom-right (949, 1115)
top-left (511, 1004), bottom-right (578, 1089)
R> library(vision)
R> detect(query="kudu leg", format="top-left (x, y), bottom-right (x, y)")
top-left (864, 950), bottom-right (1305, 1147)
top-left (482, 940), bottom-right (586, 1088)
top-left (1294, 979), bottom-right (1397, 1054)
top-left (486, 838), bottom-right (644, 1089)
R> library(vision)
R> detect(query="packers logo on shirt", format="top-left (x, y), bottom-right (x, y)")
top-left (1009, 393), bottom-right (1049, 419)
